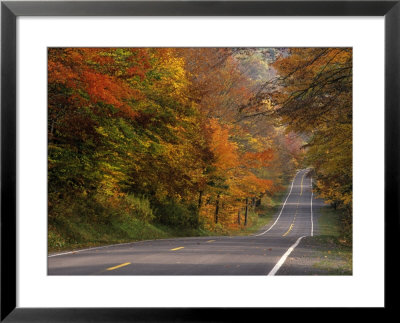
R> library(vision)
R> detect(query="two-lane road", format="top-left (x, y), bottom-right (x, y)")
top-left (48, 169), bottom-right (316, 275)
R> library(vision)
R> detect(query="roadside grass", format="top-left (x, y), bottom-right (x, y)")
top-left (310, 206), bottom-right (352, 275)
top-left (318, 206), bottom-right (340, 237)
top-left (48, 217), bottom-right (215, 253)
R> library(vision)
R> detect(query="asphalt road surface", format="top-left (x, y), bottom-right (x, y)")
top-left (48, 169), bottom-right (318, 275)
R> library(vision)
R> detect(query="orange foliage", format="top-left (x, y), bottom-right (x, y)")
top-left (48, 48), bottom-right (151, 120)
top-left (207, 119), bottom-right (239, 171)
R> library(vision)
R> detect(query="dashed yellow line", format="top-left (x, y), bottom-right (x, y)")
top-left (283, 172), bottom-right (306, 237)
top-left (106, 262), bottom-right (131, 271)
top-left (282, 201), bottom-right (300, 237)
top-left (170, 247), bottom-right (184, 251)
top-left (282, 224), bottom-right (294, 237)
top-left (300, 172), bottom-right (306, 196)
top-left (206, 240), bottom-right (216, 243)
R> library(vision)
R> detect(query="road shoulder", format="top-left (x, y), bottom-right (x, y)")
top-left (277, 204), bottom-right (352, 276)
top-left (276, 236), bottom-right (352, 275)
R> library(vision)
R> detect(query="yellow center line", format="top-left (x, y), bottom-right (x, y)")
top-left (106, 262), bottom-right (131, 271)
top-left (282, 204), bottom-right (298, 237)
top-left (300, 172), bottom-right (306, 196)
top-left (283, 172), bottom-right (306, 237)
top-left (170, 247), bottom-right (184, 251)
top-left (282, 224), bottom-right (294, 237)
top-left (206, 240), bottom-right (216, 243)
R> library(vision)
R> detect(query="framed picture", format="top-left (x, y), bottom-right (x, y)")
top-left (1, 0), bottom-right (398, 320)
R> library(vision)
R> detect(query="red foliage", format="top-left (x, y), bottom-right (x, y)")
top-left (48, 48), bottom-right (152, 120)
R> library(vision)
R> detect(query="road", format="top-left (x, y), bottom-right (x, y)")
top-left (48, 169), bottom-right (318, 275)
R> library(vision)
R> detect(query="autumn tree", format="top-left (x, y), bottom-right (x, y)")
top-left (48, 47), bottom-right (305, 243)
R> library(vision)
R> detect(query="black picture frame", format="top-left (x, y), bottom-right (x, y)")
top-left (1, 0), bottom-right (398, 321)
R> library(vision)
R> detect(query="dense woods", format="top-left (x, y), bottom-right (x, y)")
top-left (48, 48), bottom-right (352, 248)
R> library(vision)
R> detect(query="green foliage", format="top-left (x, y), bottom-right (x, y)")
top-left (154, 199), bottom-right (199, 229)
top-left (123, 194), bottom-right (155, 222)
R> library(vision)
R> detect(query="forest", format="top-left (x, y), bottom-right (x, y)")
top-left (48, 47), bottom-right (352, 249)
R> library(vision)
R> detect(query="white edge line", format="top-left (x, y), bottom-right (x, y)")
top-left (311, 178), bottom-right (314, 237)
top-left (254, 170), bottom-right (301, 237)
top-left (47, 241), bottom-right (135, 258)
top-left (267, 235), bottom-right (306, 276)
top-left (48, 235), bottom-right (223, 258)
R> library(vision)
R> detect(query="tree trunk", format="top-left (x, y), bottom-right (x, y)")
top-left (244, 198), bottom-right (248, 226)
top-left (215, 194), bottom-right (220, 224)
top-left (237, 210), bottom-right (241, 225)
top-left (198, 191), bottom-right (203, 209)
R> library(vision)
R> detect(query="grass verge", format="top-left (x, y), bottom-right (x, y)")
top-left (311, 206), bottom-right (352, 275)
top-left (48, 217), bottom-right (215, 254)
